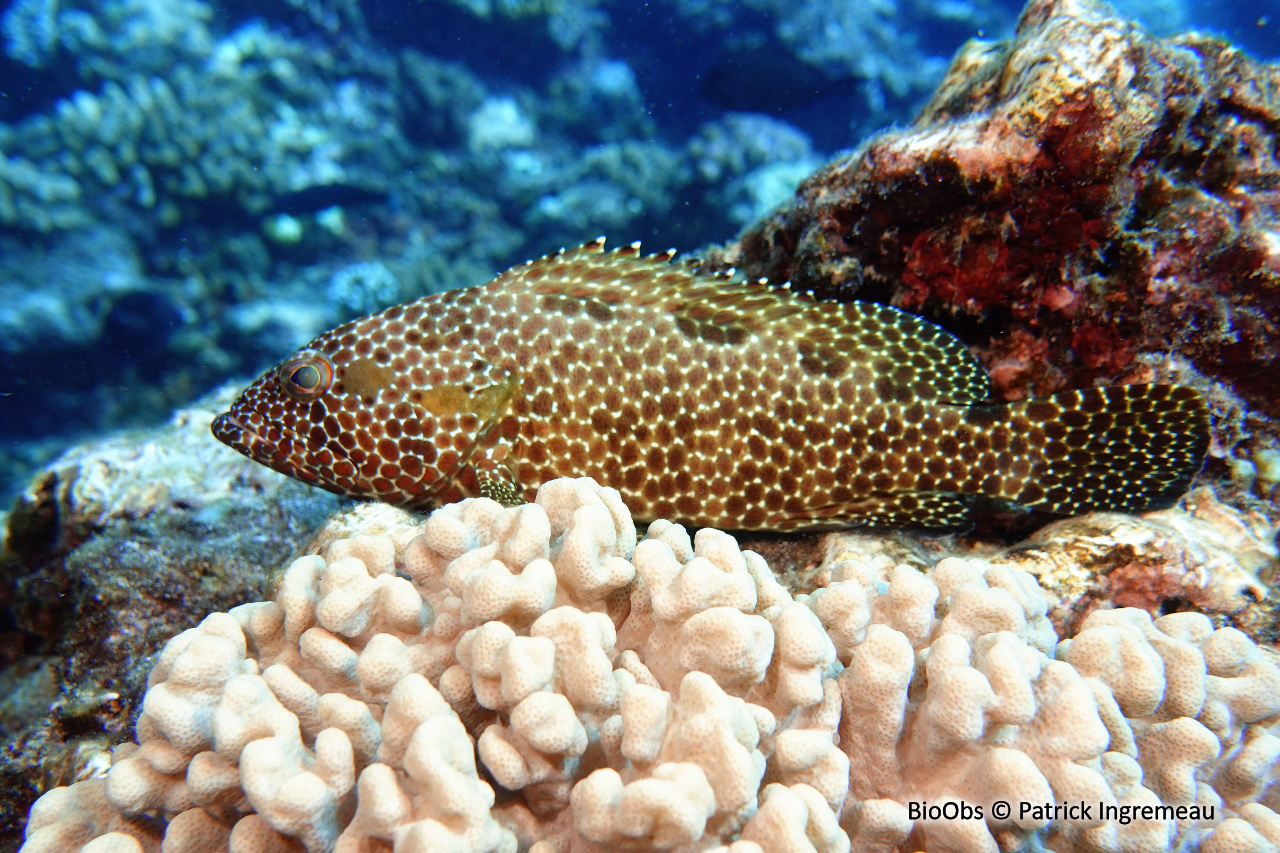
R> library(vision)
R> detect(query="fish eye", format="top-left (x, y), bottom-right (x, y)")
top-left (277, 353), bottom-right (334, 402)
top-left (291, 364), bottom-right (321, 388)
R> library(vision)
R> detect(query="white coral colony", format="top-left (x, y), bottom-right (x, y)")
top-left (20, 478), bottom-right (1280, 853)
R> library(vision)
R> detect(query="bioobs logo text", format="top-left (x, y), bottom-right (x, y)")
top-left (908, 802), bottom-right (985, 821)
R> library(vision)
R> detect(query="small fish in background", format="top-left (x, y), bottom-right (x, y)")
top-left (213, 239), bottom-right (1209, 531)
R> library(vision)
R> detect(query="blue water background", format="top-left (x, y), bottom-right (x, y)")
top-left (0, 0), bottom-right (1276, 503)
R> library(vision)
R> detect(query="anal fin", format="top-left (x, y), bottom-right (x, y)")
top-left (779, 492), bottom-right (974, 532)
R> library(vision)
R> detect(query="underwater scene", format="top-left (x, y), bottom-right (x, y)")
top-left (4, 0), bottom-right (1280, 849)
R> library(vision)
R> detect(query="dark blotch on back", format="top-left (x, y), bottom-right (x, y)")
top-left (584, 300), bottom-right (614, 322)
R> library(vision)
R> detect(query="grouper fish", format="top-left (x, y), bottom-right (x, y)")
top-left (212, 239), bottom-right (1209, 531)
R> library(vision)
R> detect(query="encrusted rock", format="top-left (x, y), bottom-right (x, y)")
top-left (701, 0), bottom-right (1280, 481)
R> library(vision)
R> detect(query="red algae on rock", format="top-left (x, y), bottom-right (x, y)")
top-left (994, 487), bottom-right (1278, 642)
top-left (817, 485), bottom-right (1279, 647)
top-left (702, 0), bottom-right (1280, 470)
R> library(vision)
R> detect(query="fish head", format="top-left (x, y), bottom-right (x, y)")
top-left (212, 304), bottom-right (519, 506)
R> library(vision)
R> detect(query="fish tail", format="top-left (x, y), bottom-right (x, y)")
top-left (1007, 384), bottom-right (1210, 516)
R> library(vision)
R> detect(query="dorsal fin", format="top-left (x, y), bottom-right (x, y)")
top-left (484, 239), bottom-right (990, 404)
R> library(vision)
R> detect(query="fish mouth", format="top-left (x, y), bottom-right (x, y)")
top-left (211, 409), bottom-right (346, 494)
top-left (211, 411), bottom-right (279, 463)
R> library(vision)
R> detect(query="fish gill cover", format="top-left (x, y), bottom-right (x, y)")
top-left (1, 0), bottom-right (1279, 849)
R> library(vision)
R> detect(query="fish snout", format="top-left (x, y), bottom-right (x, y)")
top-left (211, 411), bottom-right (276, 461)
top-left (210, 411), bottom-right (241, 445)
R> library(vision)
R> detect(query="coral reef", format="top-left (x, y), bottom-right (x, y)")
top-left (0, 224), bottom-right (191, 458)
top-left (3, 0), bottom-right (1276, 515)
top-left (700, 0), bottom-right (1280, 482)
top-left (13, 0), bottom-right (1214, 514)
top-left (666, 0), bottom-right (1009, 120)
top-left (0, 11), bottom-right (689, 500)
top-left (2, 0), bottom-right (59, 68)
top-left (0, 7), bottom-right (405, 233)
top-left (820, 485), bottom-right (1280, 643)
top-left (998, 487), bottom-right (1280, 643)
top-left (19, 478), bottom-right (1280, 853)
top-left (0, 390), bottom-right (340, 840)
top-left (4, 0), bottom-right (1280, 847)
top-left (0, 226), bottom-right (148, 363)
top-left (8, 388), bottom-right (301, 546)
top-left (441, 0), bottom-right (608, 52)
top-left (689, 114), bottom-right (822, 228)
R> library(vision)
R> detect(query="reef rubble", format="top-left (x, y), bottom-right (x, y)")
top-left (824, 485), bottom-right (1280, 645)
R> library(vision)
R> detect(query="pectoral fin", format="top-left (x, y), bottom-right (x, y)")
top-left (475, 459), bottom-right (526, 507)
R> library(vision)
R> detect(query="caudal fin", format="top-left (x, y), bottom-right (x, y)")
top-left (1010, 384), bottom-right (1210, 516)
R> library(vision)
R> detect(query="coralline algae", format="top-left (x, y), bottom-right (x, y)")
top-left (703, 0), bottom-right (1280, 487)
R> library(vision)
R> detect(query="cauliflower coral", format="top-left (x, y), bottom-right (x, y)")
top-left (20, 478), bottom-right (1280, 853)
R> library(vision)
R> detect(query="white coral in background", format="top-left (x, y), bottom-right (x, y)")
top-left (21, 478), bottom-right (1280, 853)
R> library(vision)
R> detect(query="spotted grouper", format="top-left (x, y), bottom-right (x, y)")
top-left (212, 239), bottom-right (1209, 530)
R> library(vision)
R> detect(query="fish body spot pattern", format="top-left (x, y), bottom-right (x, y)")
top-left (212, 239), bottom-right (1210, 531)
